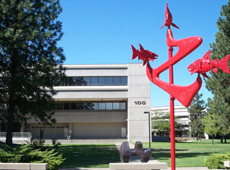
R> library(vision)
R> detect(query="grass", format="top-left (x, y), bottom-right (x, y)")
top-left (57, 140), bottom-right (230, 168)
top-left (57, 144), bottom-right (120, 168)
top-left (143, 139), bottom-right (230, 167)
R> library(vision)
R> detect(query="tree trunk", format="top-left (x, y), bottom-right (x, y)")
top-left (6, 101), bottom-right (13, 146)
top-left (6, 51), bottom-right (17, 146)
top-left (221, 136), bottom-right (224, 143)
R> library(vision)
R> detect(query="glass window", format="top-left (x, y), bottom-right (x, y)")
top-left (69, 77), bottom-right (77, 86)
top-left (99, 103), bottom-right (105, 110)
top-left (98, 77), bottom-right (105, 86)
top-left (113, 102), bottom-right (120, 110)
top-left (83, 77), bottom-right (91, 86)
top-left (71, 103), bottom-right (77, 110)
top-left (121, 77), bottom-right (127, 85)
top-left (105, 77), bottom-right (113, 86)
top-left (64, 103), bottom-right (70, 110)
top-left (92, 103), bottom-right (99, 110)
top-left (76, 77), bottom-right (86, 86)
top-left (120, 102), bottom-right (126, 110)
top-left (56, 103), bottom-right (63, 110)
top-left (91, 77), bottom-right (98, 86)
top-left (106, 103), bottom-right (113, 110)
top-left (64, 78), bottom-right (69, 86)
top-left (113, 77), bottom-right (120, 85)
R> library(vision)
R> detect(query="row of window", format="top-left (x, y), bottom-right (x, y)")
top-left (62, 76), bottom-right (127, 86)
top-left (54, 102), bottom-right (126, 111)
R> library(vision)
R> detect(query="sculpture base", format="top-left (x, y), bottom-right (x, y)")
top-left (109, 160), bottom-right (168, 170)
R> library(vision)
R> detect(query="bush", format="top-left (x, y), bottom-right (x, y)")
top-left (205, 153), bottom-right (230, 169)
top-left (0, 143), bottom-right (65, 170)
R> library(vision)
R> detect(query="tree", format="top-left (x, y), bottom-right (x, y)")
top-left (205, 0), bottom-right (230, 143)
top-left (188, 93), bottom-right (205, 141)
top-left (0, 0), bottom-right (65, 145)
top-left (152, 111), bottom-right (184, 137)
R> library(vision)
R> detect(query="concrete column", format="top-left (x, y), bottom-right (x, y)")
top-left (68, 123), bottom-right (73, 138)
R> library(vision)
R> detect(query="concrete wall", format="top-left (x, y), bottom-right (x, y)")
top-left (127, 64), bottom-right (151, 142)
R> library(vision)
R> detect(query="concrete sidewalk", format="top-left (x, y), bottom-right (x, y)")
top-left (60, 167), bottom-right (209, 170)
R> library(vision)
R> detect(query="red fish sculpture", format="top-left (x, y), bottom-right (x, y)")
top-left (160, 3), bottom-right (179, 29)
top-left (187, 50), bottom-right (230, 78)
top-left (131, 44), bottom-right (158, 66)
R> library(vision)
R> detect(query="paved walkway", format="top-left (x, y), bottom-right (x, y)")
top-left (60, 167), bottom-right (209, 170)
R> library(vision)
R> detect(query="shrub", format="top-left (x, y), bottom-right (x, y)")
top-left (0, 143), bottom-right (65, 170)
top-left (205, 153), bottom-right (230, 169)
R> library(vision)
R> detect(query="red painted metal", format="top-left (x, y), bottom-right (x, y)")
top-left (188, 50), bottom-right (230, 78)
top-left (168, 46), bottom-right (176, 170)
top-left (160, 3), bottom-right (179, 29)
top-left (146, 28), bottom-right (203, 107)
top-left (131, 44), bottom-right (158, 66)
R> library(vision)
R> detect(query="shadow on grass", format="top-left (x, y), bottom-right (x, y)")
top-left (58, 144), bottom-right (120, 168)
top-left (152, 149), bottom-right (212, 160)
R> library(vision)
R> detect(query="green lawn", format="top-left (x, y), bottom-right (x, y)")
top-left (143, 139), bottom-right (230, 167)
top-left (58, 144), bottom-right (120, 168)
top-left (57, 140), bottom-right (230, 168)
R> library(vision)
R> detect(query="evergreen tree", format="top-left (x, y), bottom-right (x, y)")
top-left (205, 0), bottom-right (230, 143)
top-left (0, 0), bottom-right (65, 145)
top-left (188, 93), bottom-right (205, 141)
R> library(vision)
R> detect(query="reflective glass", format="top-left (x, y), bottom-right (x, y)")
top-left (106, 103), bottom-right (113, 110)
top-left (113, 77), bottom-right (120, 85)
top-left (71, 103), bottom-right (77, 110)
top-left (98, 77), bottom-right (105, 86)
top-left (105, 77), bottom-right (113, 85)
top-left (120, 102), bottom-right (126, 110)
top-left (92, 103), bottom-right (99, 110)
top-left (56, 103), bottom-right (63, 110)
top-left (91, 77), bottom-right (98, 85)
top-left (99, 103), bottom-right (106, 110)
top-left (113, 103), bottom-right (120, 109)
top-left (76, 77), bottom-right (87, 86)
top-left (83, 77), bottom-right (91, 86)
top-left (121, 77), bottom-right (127, 85)
top-left (64, 103), bottom-right (70, 110)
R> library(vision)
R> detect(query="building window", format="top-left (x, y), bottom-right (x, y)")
top-left (106, 103), bottom-right (113, 110)
top-left (99, 103), bottom-right (106, 110)
top-left (105, 77), bottom-right (113, 85)
top-left (113, 103), bottom-right (120, 110)
top-left (59, 76), bottom-right (127, 86)
top-left (55, 101), bottom-right (127, 111)
top-left (121, 77), bottom-right (127, 85)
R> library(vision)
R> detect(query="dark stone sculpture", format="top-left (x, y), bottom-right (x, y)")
top-left (119, 141), bottom-right (152, 163)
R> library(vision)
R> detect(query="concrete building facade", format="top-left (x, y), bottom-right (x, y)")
top-left (25, 64), bottom-right (151, 142)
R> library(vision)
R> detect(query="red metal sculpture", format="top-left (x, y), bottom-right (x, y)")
top-left (131, 44), bottom-right (158, 66)
top-left (146, 28), bottom-right (203, 107)
top-left (188, 50), bottom-right (230, 78)
top-left (131, 3), bottom-right (230, 170)
top-left (160, 3), bottom-right (179, 29)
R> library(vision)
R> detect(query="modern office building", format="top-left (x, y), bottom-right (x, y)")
top-left (25, 63), bottom-right (151, 142)
top-left (151, 105), bottom-right (190, 137)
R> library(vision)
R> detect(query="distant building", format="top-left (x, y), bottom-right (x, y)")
top-left (151, 105), bottom-right (190, 137)
top-left (23, 63), bottom-right (151, 142)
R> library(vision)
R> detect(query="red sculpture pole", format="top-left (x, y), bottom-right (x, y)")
top-left (168, 46), bottom-right (176, 170)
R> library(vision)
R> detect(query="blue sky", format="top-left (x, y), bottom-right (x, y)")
top-left (58, 0), bottom-right (228, 107)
